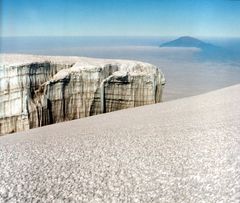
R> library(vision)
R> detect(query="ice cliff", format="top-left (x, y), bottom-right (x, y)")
top-left (0, 54), bottom-right (165, 135)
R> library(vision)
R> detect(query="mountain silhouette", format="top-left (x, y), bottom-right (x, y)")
top-left (160, 36), bottom-right (219, 49)
top-left (160, 36), bottom-right (233, 61)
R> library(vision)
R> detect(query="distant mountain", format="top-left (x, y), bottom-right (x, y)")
top-left (160, 36), bottom-right (219, 50)
top-left (160, 36), bottom-right (234, 61)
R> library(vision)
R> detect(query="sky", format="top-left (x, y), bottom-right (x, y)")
top-left (1, 0), bottom-right (240, 37)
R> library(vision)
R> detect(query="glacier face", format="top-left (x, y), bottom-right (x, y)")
top-left (0, 54), bottom-right (165, 135)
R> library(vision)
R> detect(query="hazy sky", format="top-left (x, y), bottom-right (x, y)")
top-left (1, 0), bottom-right (240, 37)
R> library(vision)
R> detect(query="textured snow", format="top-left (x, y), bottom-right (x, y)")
top-left (0, 84), bottom-right (239, 202)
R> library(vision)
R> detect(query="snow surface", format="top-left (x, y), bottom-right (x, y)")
top-left (0, 84), bottom-right (239, 202)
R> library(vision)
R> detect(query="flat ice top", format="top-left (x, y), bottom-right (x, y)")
top-left (0, 84), bottom-right (240, 202)
top-left (0, 54), bottom-right (155, 71)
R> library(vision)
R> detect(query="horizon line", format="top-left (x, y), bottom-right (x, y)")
top-left (1, 35), bottom-right (240, 39)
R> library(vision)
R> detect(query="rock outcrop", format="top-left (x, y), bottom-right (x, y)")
top-left (0, 54), bottom-right (165, 135)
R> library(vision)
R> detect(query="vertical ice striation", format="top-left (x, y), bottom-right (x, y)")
top-left (0, 54), bottom-right (165, 135)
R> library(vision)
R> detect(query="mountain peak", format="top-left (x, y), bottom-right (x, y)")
top-left (160, 36), bottom-right (232, 61)
top-left (160, 36), bottom-right (212, 49)
top-left (177, 36), bottom-right (200, 40)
